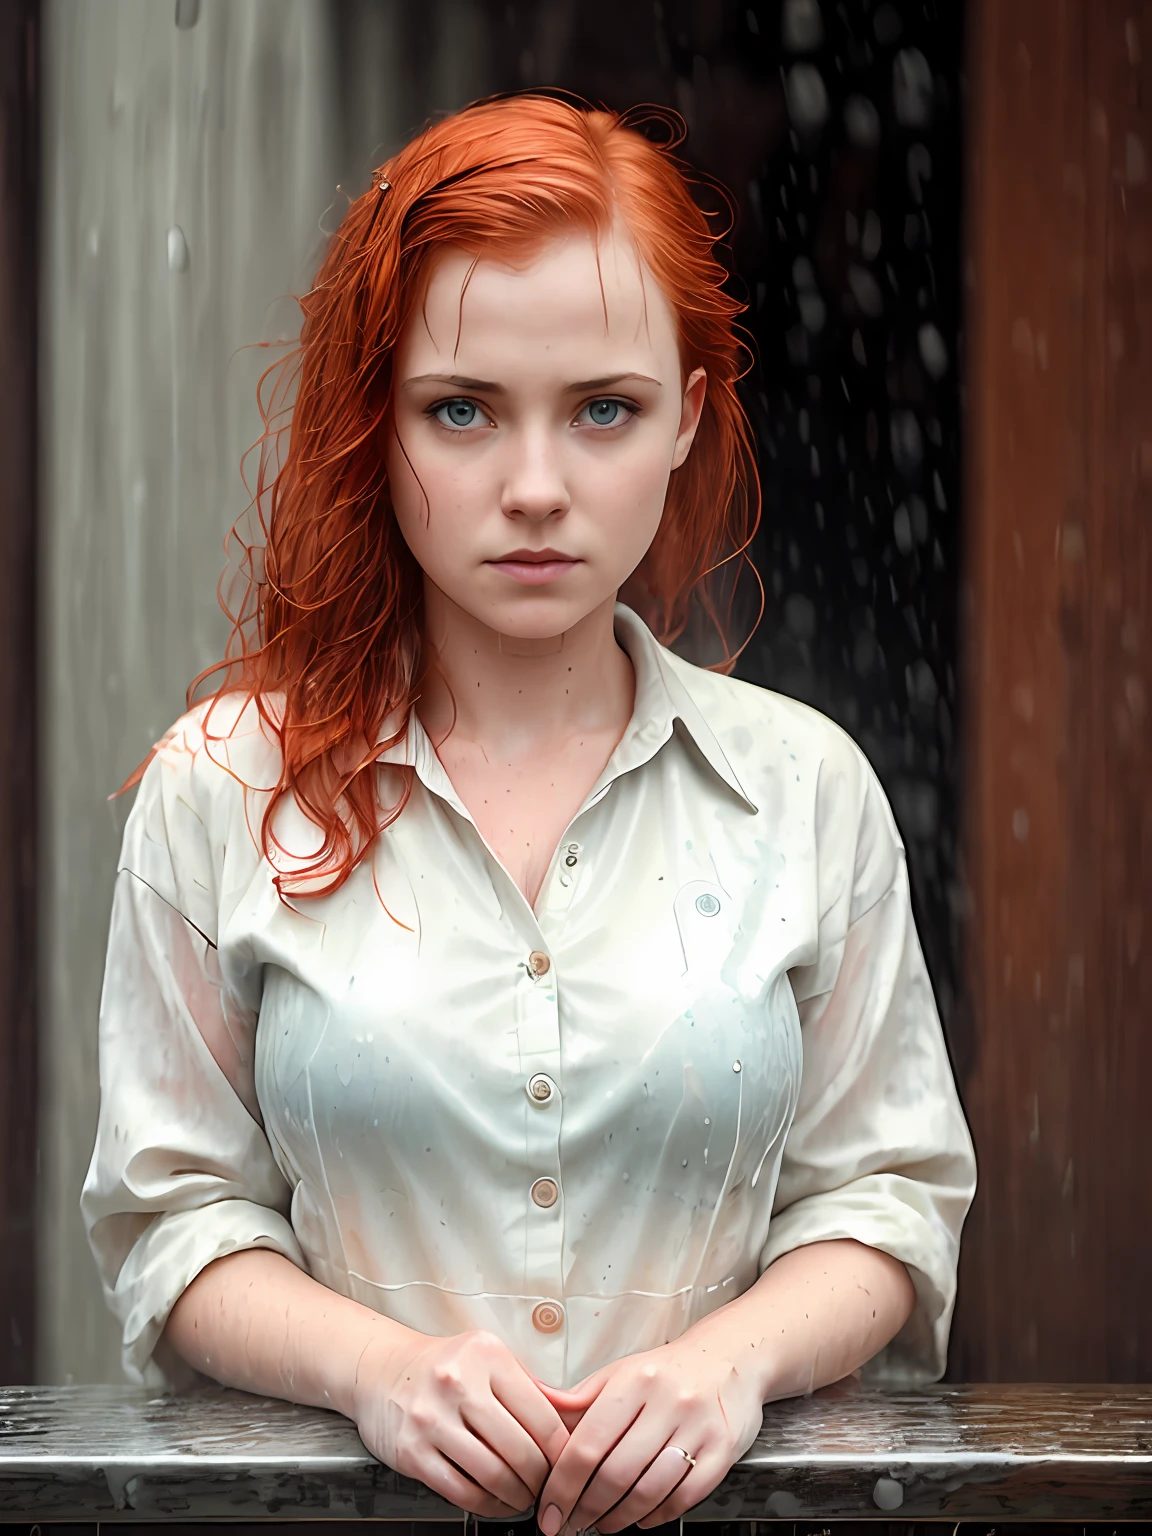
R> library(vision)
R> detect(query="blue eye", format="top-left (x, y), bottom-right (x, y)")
top-left (434, 398), bottom-right (481, 429)
top-left (582, 398), bottom-right (630, 427)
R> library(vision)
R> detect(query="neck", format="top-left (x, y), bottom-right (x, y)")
top-left (416, 585), bottom-right (634, 758)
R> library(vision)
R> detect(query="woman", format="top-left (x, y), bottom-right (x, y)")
top-left (82, 94), bottom-right (975, 1535)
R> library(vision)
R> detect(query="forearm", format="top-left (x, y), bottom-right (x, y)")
top-left (163, 1249), bottom-right (424, 1418)
top-left (681, 1238), bottom-right (916, 1402)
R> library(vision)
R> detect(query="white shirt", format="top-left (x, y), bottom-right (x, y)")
top-left (82, 604), bottom-right (975, 1392)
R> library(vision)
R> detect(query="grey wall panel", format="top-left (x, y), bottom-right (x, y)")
top-left (36, 0), bottom-right (450, 1384)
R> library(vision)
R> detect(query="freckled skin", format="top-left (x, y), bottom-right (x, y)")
top-left (385, 226), bottom-right (706, 909)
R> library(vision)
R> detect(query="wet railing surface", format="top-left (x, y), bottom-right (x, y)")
top-left (1, 1382), bottom-right (1150, 1525)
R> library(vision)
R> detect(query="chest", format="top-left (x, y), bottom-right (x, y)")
top-left (432, 730), bottom-right (620, 910)
top-left (252, 788), bottom-right (807, 1205)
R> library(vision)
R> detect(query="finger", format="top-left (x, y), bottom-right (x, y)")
top-left (568, 1414), bottom-right (680, 1531)
top-left (459, 1396), bottom-right (552, 1497)
top-left (534, 1378), bottom-right (603, 1437)
top-left (536, 1392), bottom-right (646, 1533)
top-left (434, 1422), bottom-right (536, 1513)
top-left (593, 1442), bottom-right (696, 1533)
top-left (419, 1448), bottom-right (527, 1519)
top-left (631, 1450), bottom-right (727, 1530)
top-left (491, 1360), bottom-right (572, 1463)
top-left (538, 1362), bottom-right (613, 1404)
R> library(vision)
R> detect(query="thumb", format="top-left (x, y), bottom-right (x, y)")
top-left (537, 1364), bottom-right (613, 1405)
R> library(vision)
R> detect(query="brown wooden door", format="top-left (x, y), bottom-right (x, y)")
top-left (954, 0), bottom-right (1152, 1380)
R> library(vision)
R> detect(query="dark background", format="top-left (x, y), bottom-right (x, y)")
top-left (332, 0), bottom-right (970, 1059)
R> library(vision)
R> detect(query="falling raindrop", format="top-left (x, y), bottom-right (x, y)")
top-left (918, 322), bottom-right (949, 378)
top-left (873, 3), bottom-right (902, 46)
top-left (786, 63), bottom-right (829, 132)
top-left (893, 48), bottom-right (934, 127)
top-left (861, 210), bottom-right (883, 260)
top-left (848, 264), bottom-right (884, 317)
top-left (793, 255), bottom-right (817, 290)
top-left (907, 143), bottom-right (933, 203)
top-left (844, 94), bottom-right (881, 148)
top-left (799, 291), bottom-right (826, 332)
top-left (784, 593), bottom-right (817, 640)
top-left (781, 0), bottom-right (824, 53)
top-left (166, 225), bottom-right (190, 272)
top-left (890, 408), bottom-right (924, 474)
top-left (893, 504), bottom-right (914, 554)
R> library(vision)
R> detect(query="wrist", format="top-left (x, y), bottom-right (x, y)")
top-left (678, 1301), bottom-right (776, 1402)
top-left (331, 1314), bottom-right (425, 1422)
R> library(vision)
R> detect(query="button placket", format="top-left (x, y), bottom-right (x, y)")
top-left (516, 945), bottom-right (565, 1335)
top-left (537, 840), bottom-right (582, 925)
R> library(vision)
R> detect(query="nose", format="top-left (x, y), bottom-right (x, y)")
top-left (499, 423), bottom-right (570, 522)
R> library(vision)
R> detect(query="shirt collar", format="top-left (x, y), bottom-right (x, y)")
top-left (372, 602), bottom-right (758, 815)
top-left (611, 603), bottom-right (758, 813)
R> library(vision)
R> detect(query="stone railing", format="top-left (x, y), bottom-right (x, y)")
top-left (2, 1382), bottom-right (1150, 1528)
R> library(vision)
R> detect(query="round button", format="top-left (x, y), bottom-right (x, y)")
top-left (530, 1176), bottom-right (559, 1208)
top-left (695, 892), bottom-right (721, 917)
top-left (528, 950), bottom-right (551, 977)
top-left (527, 1074), bottom-right (555, 1104)
top-left (532, 1300), bottom-right (565, 1333)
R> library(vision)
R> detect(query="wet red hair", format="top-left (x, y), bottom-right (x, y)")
top-left (117, 93), bottom-right (762, 902)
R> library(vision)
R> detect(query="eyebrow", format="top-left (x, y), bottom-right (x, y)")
top-left (400, 371), bottom-right (662, 394)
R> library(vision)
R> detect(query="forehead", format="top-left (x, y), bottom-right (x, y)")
top-left (399, 224), bottom-right (679, 373)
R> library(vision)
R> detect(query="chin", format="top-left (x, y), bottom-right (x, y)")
top-left (480, 595), bottom-right (599, 641)
top-left (489, 613), bottom-right (577, 643)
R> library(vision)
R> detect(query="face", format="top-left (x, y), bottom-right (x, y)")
top-left (385, 223), bottom-right (706, 644)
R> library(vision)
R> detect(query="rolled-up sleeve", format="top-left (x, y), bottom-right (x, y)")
top-left (760, 750), bottom-right (977, 1385)
top-left (81, 719), bottom-right (305, 1387)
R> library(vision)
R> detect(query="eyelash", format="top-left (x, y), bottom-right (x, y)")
top-left (425, 397), bottom-right (640, 431)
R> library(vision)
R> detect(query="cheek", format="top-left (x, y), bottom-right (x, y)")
top-left (385, 429), bottom-right (476, 560)
top-left (577, 438), bottom-right (674, 528)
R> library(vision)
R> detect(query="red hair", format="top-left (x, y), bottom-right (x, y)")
top-left (117, 94), bottom-right (762, 902)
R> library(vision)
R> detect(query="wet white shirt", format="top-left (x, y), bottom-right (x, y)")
top-left (82, 603), bottom-right (975, 1391)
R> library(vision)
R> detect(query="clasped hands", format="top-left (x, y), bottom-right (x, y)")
top-left (355, 1326), bottom-right (765, 1533)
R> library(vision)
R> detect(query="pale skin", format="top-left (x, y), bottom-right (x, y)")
top-left (164, 223), bottom-right (915, 1531)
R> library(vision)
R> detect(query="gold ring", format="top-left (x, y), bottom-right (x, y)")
top-left (667, 1445), bottom-right (697, 1469)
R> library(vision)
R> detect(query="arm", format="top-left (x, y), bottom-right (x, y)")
top-left (83, 720), bottom-right (567, 1517)
top-left (679, 1236), bottom-right (916, 1403)
top-left (163, 1248), bottom-right (422, 1417)
top-left (533, 748), bottom-right (975, 1535)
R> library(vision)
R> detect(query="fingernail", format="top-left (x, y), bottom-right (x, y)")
top-left (540, 1503), bottom-right (563, 1535)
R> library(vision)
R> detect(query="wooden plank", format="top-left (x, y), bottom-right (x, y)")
top-left (0, 0), bottom-right (39, 1386)
top-left (955, 0), bottom-right (1152, 1379)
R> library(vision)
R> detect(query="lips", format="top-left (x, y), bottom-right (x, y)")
top-left (486, 549), bottom-right (581, 586)
top-left (491, 549), bottom-right (576, 563)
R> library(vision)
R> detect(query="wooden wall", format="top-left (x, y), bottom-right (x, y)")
top-left (954, 0), bottom-right (1152, 1379)
top-left (0, 0), bottom-right (39, 1386)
